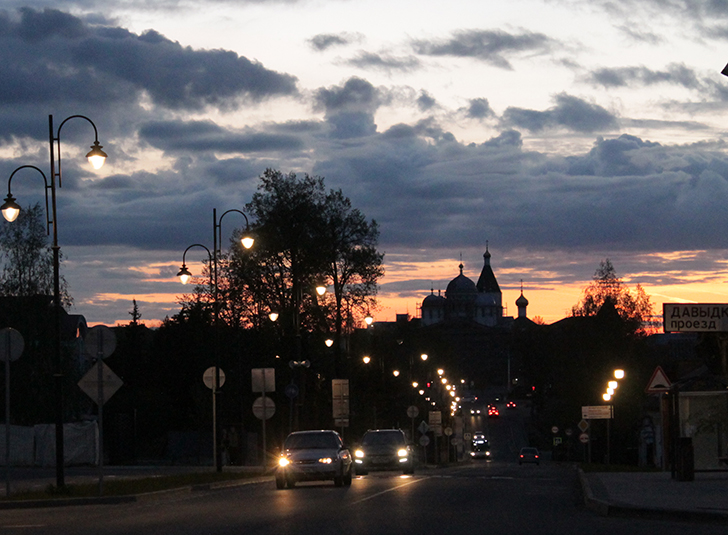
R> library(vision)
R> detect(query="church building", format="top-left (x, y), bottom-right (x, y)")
top-left (420, 245), bottom-right (528, 327)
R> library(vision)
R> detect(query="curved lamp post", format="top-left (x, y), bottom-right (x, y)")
top-left (178, 208), bottom-right (253, 472)
top-left (1, 115), bottom-right (106, 489)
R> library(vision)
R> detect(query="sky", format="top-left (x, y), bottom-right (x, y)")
top-left (2, 0), bottom-right (728, 327)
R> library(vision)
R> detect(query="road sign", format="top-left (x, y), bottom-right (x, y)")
top-left (284, 383), bottom-right (299, 399)
top-left (84, 325), bottom-right (116, 360)
top-left (582, 405), bottom-right (613, 419)
top-left (579, 432), bottom-right (590, 444)
top-left (251, 368), bottom-right (275, 392)
top-left (418, 420), bottom-right (430, 435)
top-left (77, 361), bottom-right (123, 405)
top-left (551, 426), bottom-right (559, 434)
top-left (419, 435), bottom-right (430, 446)
top-left (252, 396), bottom-right (275, 420)
top-left (407, 405), bottom-right (419, 419)
top-left (645, 366), bottom-right (671, 393)
top-left (444, 427), bottom-right (453, 436)
top-left (203, 367), bottom-right (226, 390)
top-left (578, 419), bottom-right (589, 432)
top-left (0, 328), bottom-right (23, 362)
top-left (663, 303), bottom-right (728, 332)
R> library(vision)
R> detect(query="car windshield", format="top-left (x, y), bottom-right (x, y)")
top-left (284, 432), bottom-right (340, 450)
top-left (362, 432), bottom-right (405, 446)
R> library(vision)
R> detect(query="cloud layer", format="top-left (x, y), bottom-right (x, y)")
top-left (1, 3), bottom-right (728, 325)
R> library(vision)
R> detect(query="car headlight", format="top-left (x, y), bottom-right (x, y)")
top-left (397, 449), bottom-right (408, 458)
top-left (486, 451), bottom-right (491, 456)
top-left (278, 457), bottom-right (290, 467)
top-left (355, 449), bottom-right (365, 458)
top-left (319, 457), bottom-right (333, 464)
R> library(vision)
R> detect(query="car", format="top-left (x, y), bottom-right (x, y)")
top-left (506, 401), bottom-right (517, 409)
top-left (354, 429), bottom-right (415, 475)
top-left (473, 431), bottom-right (486, 441)
top-left (275, 430), bottom-right (353, 489)
top-left (488, 406), bottom-right (499, 418)
top-left (519, 447), bottom-right (540, 465)
top-left (470, 438), bottom-right (491, 459)
top-left (470, 408), bottom-right (481, 415)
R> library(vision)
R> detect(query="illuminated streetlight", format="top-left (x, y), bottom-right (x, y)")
top-left (437, 369), bottom-right (444, 376)
top-left (325, 338), bottom-right (334, 348)
top-left (269, 312), bottom-right (279, 322)
top-left (2, 115), bottom-right (107, 490)
top-left (393, 370), bottom-right (400, 377)
top-left (362, 356), bottom-right (371, 364)
top-left (614, 369), bottom-right (625, 380)
top-left (608, 380), bottom-right (618, 389)
top-left (603, 393), bottom-right (611, 401)
top-left (421, 354), bottom-right (428, 361)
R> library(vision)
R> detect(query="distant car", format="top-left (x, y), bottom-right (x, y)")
top-left (473, 431), bottom-right (486, 441)
top-left (519, 447), bottom-right (540, 465)
top-left (488, 406), bottom-right (499, 418)
top-left (506, 401), bottom-right (517, 409)
top-left (470, 438), bottom-right (491, 459)
top-left (470, 408), bottom-right (481, 415)
top-left (354, 429), bottom-right (415, 475)
top-left (276, 430), bottom-right (353, 489)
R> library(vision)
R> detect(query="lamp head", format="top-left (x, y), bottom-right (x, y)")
top-left (316, 284), bottom-right (327, 296)
top-left (177, 264), bottom-right (192, 285)
top-left (365, 314), bottom-right (373, 326)
top-left (86, 141), bottom-right (107, 170)
top-left (1, 193), bottom-right (20, 222)
top-left (269, 312), bottom-right (279, 322)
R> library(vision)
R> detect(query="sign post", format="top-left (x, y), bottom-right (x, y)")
top-left (252, 368), bottom-right (275, 470)
top-left (81, 325), bottom-right (119, 496)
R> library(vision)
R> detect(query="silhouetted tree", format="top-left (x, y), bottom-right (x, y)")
top-left (571, 259), bottom-right (654, 335)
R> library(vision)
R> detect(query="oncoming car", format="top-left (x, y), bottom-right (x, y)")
top-left (276, 430), bottom-right (353, 489)
top-left (470, 438), bottom-right (491, 459)
top-left (354, 429), bottom-right (415, 475)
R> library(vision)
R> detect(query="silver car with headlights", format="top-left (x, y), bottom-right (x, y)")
top-left (354, 429), bottom-right (415, 475)
top-left (276, 430), bottom-right (353, 489)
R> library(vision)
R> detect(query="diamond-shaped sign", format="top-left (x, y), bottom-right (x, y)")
top-left (77, 361), bottom-right (123, 405)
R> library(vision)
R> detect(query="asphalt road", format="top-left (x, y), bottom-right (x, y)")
top-left (1, 462), bottom-right (726, 534)
top-left (1, 405), bottom-right (725, 534)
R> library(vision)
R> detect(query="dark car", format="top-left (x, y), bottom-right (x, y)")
top-left (276, 430), bottom-right (353, 489)
top-left (519, 447), bottom-right (540, 465)
top-left (354, 429), bottom-right (415, 475)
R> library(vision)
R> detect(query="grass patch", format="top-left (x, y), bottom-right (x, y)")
top-left (3, 470), bottom-right (263, 502)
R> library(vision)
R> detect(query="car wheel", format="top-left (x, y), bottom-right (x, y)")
top-left (275, 476), bottom-right (286, 489)
top-left (344, 469), bottom-right (352, 486)
top-left (334, 474), bottom-right (344, 487)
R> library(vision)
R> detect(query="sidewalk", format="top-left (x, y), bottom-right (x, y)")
top-left (580, 469), bottom-right (728, 522)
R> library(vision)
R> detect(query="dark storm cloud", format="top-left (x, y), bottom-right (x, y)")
top-left (417, 91), bottom-right (437, 112)
top-left (345, 52), bottom-right (421, 73)
top-left (411, 29), bottom-right (555, 69)
top-left (139, 120), bottom-right (305, 153)
top-left (0, 8), bottom-right (297, 115)
top-left (308, 32), bottom-right (362, 51)
top-left (586, 64), bottom-right (702, 89)
top-left (313, 77), bottom-right (380, 114)
top-left (502, 94), bottom-right (618, 133)
top-left (463, 98), bottom-right (494, 120)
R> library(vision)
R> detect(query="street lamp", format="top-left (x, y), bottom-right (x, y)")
top-left (177, 207), bottom-right (253, 472)
top-left (2, 115), bottom-right (106, 489)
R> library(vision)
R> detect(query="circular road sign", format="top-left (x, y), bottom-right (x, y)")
top-left (203, 367), bottom-right (226, 390)
top-left (284, 383), bottom-right (299, 399)
top-left (419, 435), bottom-right (430, 447)
top-left (85, 325), bottom-right (116, 360)
top-left (0, 327), bottom-right (24, 362)
top-left (407, 405), bottom-right (419, 419)
top-left (551, 426), bottom-right (559, 434)
top-left (579, 432), bottom-right (590, 444)
top-left (253, 396), bottom-right (275, 420)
